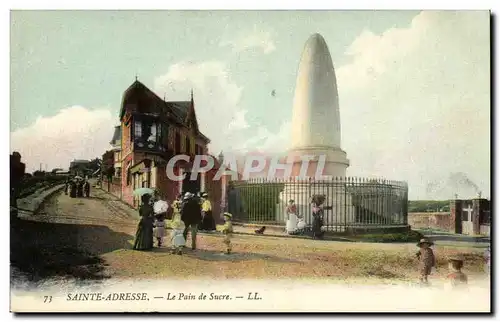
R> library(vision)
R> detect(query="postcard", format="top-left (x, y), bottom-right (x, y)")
top-left (9, 9), bottom-right (491, 313)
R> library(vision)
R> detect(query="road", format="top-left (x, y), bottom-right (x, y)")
top-left (10, 187), bottom-right (489, 287)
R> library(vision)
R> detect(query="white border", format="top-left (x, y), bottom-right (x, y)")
top-left (4, 1), bottom-right (498, 321)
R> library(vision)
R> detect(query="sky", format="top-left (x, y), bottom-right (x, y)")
top-left (10, 10), bottom-right (490, 200)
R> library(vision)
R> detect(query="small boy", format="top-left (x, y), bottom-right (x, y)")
top-left (415, 238), bottom-right (436, 285)
top-left (445, 255), bottom-right (468, 290)
top-left (217, 212), bottom-right (233, 255)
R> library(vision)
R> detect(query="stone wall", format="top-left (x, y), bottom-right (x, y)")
top-left (101, 178), bottom-right (121, 199)
top-left (408, 212), bottom-right (451, 231)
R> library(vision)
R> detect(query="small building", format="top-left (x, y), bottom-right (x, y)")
top-left (69, 159), bottom-right (90, 176)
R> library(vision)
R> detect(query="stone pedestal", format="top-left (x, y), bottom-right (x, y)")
top-left (287, 147), bottom-right (349, 179)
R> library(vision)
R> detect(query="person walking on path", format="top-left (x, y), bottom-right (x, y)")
top-left (415, 238), bottom-right (436, 285)
top-left (153, 213), bottom-right (166, 247)
top-left (133, 194), bottom-right (155, 251)
top-left (181, 192), bottom-right (202, 250)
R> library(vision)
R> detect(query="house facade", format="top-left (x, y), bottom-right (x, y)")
top-left (110, 125), bottom-right (122, 177)
top-left (118, 80), bottom-right (225, 211)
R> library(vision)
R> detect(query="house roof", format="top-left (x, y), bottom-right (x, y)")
top-left (119, 80), bottom-right (209, 143)
top-left (168, 101), bottom-right (191, 122)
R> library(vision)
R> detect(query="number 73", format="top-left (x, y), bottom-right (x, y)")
top-left (43, 296), bottom-right (52, 303)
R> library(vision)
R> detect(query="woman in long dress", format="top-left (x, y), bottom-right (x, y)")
top-left (133, 194), bottom-right (155, 251)
top-left (311, 195), bottom-right (325, 240)
top-left (285, 199), bottom-right (298, 234)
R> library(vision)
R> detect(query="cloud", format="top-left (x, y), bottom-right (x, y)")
top-left (154, 61), bottom-right (251, 155)
top-left (249, 11), bottom-right (490, 200)
top-left (10, 106), bottom-right (115, 173)
top-left (226, 109), bottom-right (249, 132)
top-left (336, 11), bottom-right (490, 200)
top-left (220, 26), bottom-right (276, 54)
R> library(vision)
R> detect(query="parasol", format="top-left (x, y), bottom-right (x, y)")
top-left (133, 187), bottom-right (155, 196)
top-left (153, 200), bottom-right (169, 214)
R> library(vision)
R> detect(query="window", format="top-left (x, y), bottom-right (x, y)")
top-left (134, 121), bottom-right (142, 138)
top-left (148, 123), bottom-right (157, 142)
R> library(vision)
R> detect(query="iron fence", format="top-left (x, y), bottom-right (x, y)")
top-left (226, 177), bottom-right (408, 232)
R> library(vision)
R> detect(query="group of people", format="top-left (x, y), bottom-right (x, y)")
top-left (65, 176), bottom-right (90, 198)
top-left (415, 238), bottom-right (490, 289)
top-left (283, 195), bottom-right (330, 239)
top-left (133, 191), bottom-right (234, 255)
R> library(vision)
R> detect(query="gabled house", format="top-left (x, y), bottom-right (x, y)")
top-left (119, 80), bottom-right (214, 208)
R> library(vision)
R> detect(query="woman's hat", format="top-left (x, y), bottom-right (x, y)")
top-left (201, 192), bottom-right (208, 197)
top-left (417, 238), bottom-right (434, 247)
top-left (223, 212), bottom-right (232, 219)
top-left (288, 199), bottom-right (294, 203)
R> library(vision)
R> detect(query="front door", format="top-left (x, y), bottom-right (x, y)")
top-left (183, 172), bottom-right (201, 195)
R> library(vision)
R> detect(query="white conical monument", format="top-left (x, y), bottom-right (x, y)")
top-left (277, 33), bottom-right (354, 229)
top-left (289, 33), bottom-right (349, 178)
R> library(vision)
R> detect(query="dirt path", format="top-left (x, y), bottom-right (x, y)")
top-left (10, 188), bottom-right (490, 287)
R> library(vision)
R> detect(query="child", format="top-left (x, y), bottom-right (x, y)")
top-left (445, 255), bottom-right (468, 290)
top-left (217, 212), bottom-right (234, 255)
top-left (153, 213), bottom-right (166, 247)
top-left (296, 215), bottom-right (306, 235)
top-left (169, 213), bottom-right (186, 255)
top-left (415, 238), bottom-right (436, 285)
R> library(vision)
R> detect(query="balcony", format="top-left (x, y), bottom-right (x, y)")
top-left (133, 138), bottom-right (167, 154)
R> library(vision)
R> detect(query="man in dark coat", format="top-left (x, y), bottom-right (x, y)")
top-left (181, 192), bottom-right (202, 250)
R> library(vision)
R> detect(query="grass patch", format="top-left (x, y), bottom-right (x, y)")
top-left (351, 230), bottom-right (424, 243)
